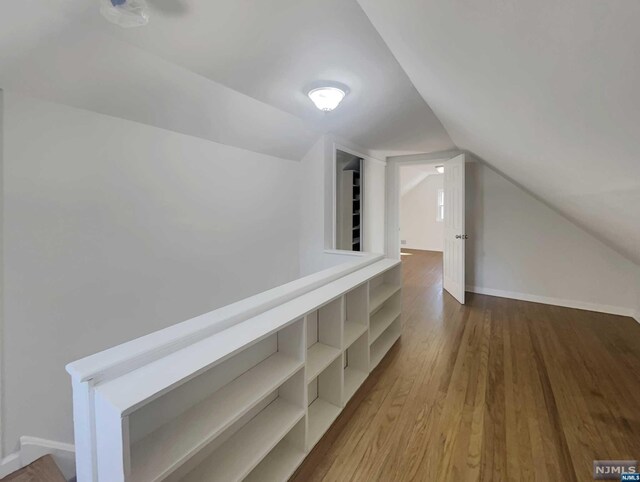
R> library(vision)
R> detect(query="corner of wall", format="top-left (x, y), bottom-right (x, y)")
top-left (0, 437), bottom-right (75, 480)
top-left (465, 157), bottom-right (640, 316)
top-left (298, 136), bottom-right (327, 276)
top-left (0, 87), bottom-right (5, 459)
top-left (634, 270), bottom-right (640, 324)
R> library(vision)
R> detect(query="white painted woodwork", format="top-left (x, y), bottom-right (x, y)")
top-left (369, 284), bottom-right (401, 314)
top-left (343, 332), bottom-right (369, 403)
top-left (443, 153), bottom-right (466, 304)
top-left (369, 293), bottom-right (401, 346)
top-left (129, 354), bottom-right (303, 481)
top-left (243, 436), bottom-right (305, 482)
top-left (344, 322), bottom-right (368, 349)
top-left (67, 258), bottom-right (402, 481)
top-left (370, 318), bottom-right (402, 370)
top-left (179, 399), bottom-right (305, 482)
top-left (306, 344), bottom-right (342, 382)
top-left (343, 367), bottom-right (368, 402)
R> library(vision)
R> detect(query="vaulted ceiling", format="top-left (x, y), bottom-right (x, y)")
top-left (400, 164), bottom-right (441, 197)
top-left (0, 0), bottom-right (453, 160)
top-left (357, 0), bottom-right (640, 265)
top-left (2, 0), bottom-right (638, 264)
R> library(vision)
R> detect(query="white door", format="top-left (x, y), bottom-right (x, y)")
top-left (443, 154), bottom-right (466, 304)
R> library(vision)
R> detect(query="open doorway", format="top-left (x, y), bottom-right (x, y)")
top-left (386, 152), bottom-right (467, 304)
top-left (399, 163), bottom-right (444, 255)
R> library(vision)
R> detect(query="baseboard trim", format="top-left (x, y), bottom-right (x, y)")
top-left (466, 285), bottom-right (637, 319)
top-left (0, 437), bottom-right (75, 480)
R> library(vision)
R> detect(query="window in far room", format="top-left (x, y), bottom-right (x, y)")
top-left (436, 188), bottom-right (444, 222)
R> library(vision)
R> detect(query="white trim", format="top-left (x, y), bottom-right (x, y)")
top-left (385, 149), bottom-right (463, 259)
top-left (0, 437), bottom-right (75, 480)
top-left (466, 285), bottom-right (638, 318)
top-left (66, 253), bottom-right (382, 384)
top-left (332, 142), bottom-right (370, 251)
top-left (387, 150), bottom-right (463, 164)
top-left (0, 89), bottom-right (5, 460)
top-left (323, 249), bottom-right (370, 257)
top-left (69, 258), bottom-right (401, 480)
top-left (633, 310), bottom-right (640, 324)
top-left (366, 156), bottom-right (387, 166)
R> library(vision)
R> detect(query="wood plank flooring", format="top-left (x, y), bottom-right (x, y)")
top-left (1, 455), bottom-right (65, 482)
top-left (292, 249), bottom-right (640, 481)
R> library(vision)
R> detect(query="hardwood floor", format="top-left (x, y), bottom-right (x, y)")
top-left (1, 455), bottom-right (65, 482)
top-left (292, 249), bottom-right (640, 481)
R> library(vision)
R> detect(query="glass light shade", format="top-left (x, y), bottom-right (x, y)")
top-left (435, 165), bottom-right (444, 174)
top-left (307, 87), bottom-right (346, 111)
top-left (100, 0), bottom-right (149, 28)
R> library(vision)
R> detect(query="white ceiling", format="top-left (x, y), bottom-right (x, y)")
top-left (106, 0), bottom-right (454, 159)
top-left (358, 0), bottom-right (640, 264)
top-left (0, 1), bottom-right (319, 161)
top-left (0, 0), bottom-right (454, 160)
top-left (400, 164), bottom-right (441, 196)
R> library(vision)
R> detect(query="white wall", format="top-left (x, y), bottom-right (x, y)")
top-left (298, 137), bottom-right (327, 275)
top-left (1, 93), bottom-right (302, 453)
top-left (635, 276), bottom-right (640, 323)
top-left (0, 24), bottom-right (319, 162)
top-left (466, 159), bottom-right (640, 315)
top-left (400, 174), bottom-right (444, 252)
top-left (299, 136), bottom-right (386, 276)
top-left (363, 159), bottom-right (386, 254)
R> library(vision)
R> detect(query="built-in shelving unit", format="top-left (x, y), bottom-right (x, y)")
top-left (306, 299), bottom-right (342, 382)
top-left (69, 259), bottom-right (402, 482)
top-left (369, 292), bottom-right (401, 346)
top-left (307, 356), bottom-right (342, 450)
top-left (180, 397), bottom-right (305, 482)
top-left (352, 168), bottom-right (361, 251)
top-left (369, 283), bottom-right (401, 314)
top-left (368, 265), bottom-right (402, 371)
top-left (129, 353), bottom-right (303, 481)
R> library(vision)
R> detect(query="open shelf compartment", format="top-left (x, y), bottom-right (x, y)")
top-left (343, 332), bottom-right (369, 404)
top-left (179, 367), bottom-right (305, 482)
top-left (369, 290), bottom-right (401, 346)
top-left (306, 356), bottom-right (343, 451)
top-left (127, 319), bottom-right (305, 482)
top-left (244, 417), bottom-right (306, 482)
top-left (368, 265), bottom-right (402, 315)
top-left (370, 317), bottom-right (401, 370)
top-left (343, 284), bottom-right (368, 349)
top-left (306, 298), bottom-right (343, 382)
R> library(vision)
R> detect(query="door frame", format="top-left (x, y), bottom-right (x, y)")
top-left (332, 143), bottom-right (369, 251)
top-left (385, 150), bottom-right (463, 259)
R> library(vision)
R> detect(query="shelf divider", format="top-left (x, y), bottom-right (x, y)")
top-left (180, 399), bottom-right (305, 482)
top-left (369, 284), bottom-right (400, 314)
top-left (306, 343), bottom-right (341, 382)
top-left (129, 354), bottom-right (302, 482)
top-left (344, 321), bottom-right (367, 349)
top-left (370, 305), bottom-right (401, 346)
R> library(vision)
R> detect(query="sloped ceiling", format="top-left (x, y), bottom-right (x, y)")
top-left (357, 0), bottom-right (640, 264)
top-left (0, 0), bottom-right (454, 160)
top-left (400, 164), bottom-right (441, 197)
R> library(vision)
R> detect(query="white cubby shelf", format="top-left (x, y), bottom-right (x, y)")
top-left (68, 258), bottom-right (401, 482)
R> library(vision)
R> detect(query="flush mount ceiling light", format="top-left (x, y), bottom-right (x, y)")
top-left (307, 85), bottom-right (348, 112)
top-left (100, 0), bottom-right (149, 27)
top-left (435, 165), bottom-right (444, 174)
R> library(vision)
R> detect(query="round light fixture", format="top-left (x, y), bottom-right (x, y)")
top-left (100, 0), bottom-right (149, 28)
top-left (307, 86), bottom-right (347, 112)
